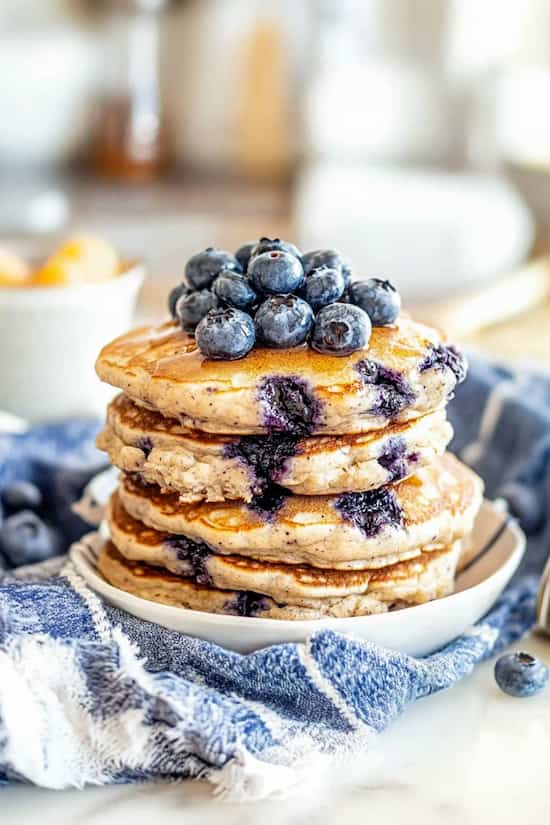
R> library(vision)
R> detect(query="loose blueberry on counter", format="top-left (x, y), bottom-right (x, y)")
top-left (168, 283), bottom-right (190, 319)
top-left (302, 249), bottom-right (351, 285)
top-left (2, 481), bottom-right (43, 513)
top-left (300, 266), bottom-right (345, 311)
top-left (255, 295), bottom-right (314, 348)
top-left (311, 303), bottom-right (371, 356)
top-left (235, 241), bottom-right (256, 273)
top-left (212, 270), bottom-right (257, 310)
top-left (0, 510), bottom-right (58, 567)
top-left (196, 307), bottom-right (256, 360)
top-left (176, 289), bottom-right (219, 332)
top-left (185, 247), bottom-right (242, 290)
top-left (248, 250), bottom-right (305, 295)
top-left (250, 236), bottom-right (301, 261)
top-left (494, 652), bottom-right (549, 697)
top-left (349, 278), bottom-right (401, 326)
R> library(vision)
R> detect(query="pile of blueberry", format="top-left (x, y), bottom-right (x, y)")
top-left (0, 466), bottom-right (104, 570)
top-left (0, 482), bottom-right (61, 569)
top-left (168, 237), bottom-right (402, 360)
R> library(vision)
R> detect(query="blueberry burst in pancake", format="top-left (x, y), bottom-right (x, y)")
top-left (95, 316), bottom-right (465, 436)
top-left (98, 538), bottom-right (463, 620)
top-left (97, 394), bottom-right (453, 502)
top-left (116, 454), bottom-right (483, 570)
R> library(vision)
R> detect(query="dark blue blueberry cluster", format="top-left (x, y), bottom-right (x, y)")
top-left (0, 466), bottom-right (106, 569)
top-left (168, 238), bottom-right (402, 360)
top-left (0, 481), bottom-right (57, 568)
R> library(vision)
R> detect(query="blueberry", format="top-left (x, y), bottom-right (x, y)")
top-left (255, 295), bottom-right (314, 348)
top-left (51, 464), bottom-right (106, 513)
top-left (248, 251), bottom-right (305, 295)
top-left (235, 241), bottom-right (256, 273)
top-left (311, 303), bottom-right (371, 356)
top-left (185, 248), bottom-right (242, 291)
top-left (2, 481), bottom-right (43, 513)
top-left (349, 278), bottom-right (401, 326)
top-left (301, 266), bottom-right (345, 311)
top-left (212, 270), bottom-right (257, 310)
top-left (168, 283), bottom-right (191, 319)
top-left (175, 290), bottom-right (219, 332)
top-left (196, 307), bottom-right (255, 360)
top-left (302, 249), bottom-right (351, 285)
top-left (494, 652), bottom-right (549, 698)
top-left (0, 510), bottom-right (58, 567)
top-left (49, 463), bottom-right (108, 544)
top-left (250, 237), bottom-right (301, 261)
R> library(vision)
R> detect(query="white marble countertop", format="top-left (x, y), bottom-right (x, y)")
top-left (5, 632), bottom-right (550, 825)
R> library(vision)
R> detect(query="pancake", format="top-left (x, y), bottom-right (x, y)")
top-left (98, 540), bottom-right (461, 619)
top-left (97, 394), bottom-right (453, 501)
top-left (95, 316), bottom-right (466, 435)
top-left (107, 489), bottom-right (461, 602)
top-left (116, 453), bottom-right (483, 569)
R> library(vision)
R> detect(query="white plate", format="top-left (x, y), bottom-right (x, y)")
top-left (70, 500), bottom-right (525, 657)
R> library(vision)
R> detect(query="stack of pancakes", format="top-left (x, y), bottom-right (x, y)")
top-left (94, 314), bottom-right (483, 620)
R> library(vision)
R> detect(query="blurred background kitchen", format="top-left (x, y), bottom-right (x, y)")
top-left (3, 0), bottom-right (550, 361)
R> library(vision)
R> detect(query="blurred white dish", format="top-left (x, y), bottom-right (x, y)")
top-left (0, 263), bottom-right (144, 422)
top-left (70, 499), bottom-right (525, 657)
top-left (0, 27), bottom-right (95, 167)
top-left (295, 165), bottom-right (534, 302)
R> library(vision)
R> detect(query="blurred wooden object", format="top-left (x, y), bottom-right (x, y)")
top-left (410, 255), bottom-right (550, 338)
top-left (236, 19), bottom-right (290, 182)
top-left (91, 0), bottom-right (170, 182)
top-left (463, 292), bottom-right (550, 364)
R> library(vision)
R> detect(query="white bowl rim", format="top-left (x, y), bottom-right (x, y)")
top-left (0, 260), bottom-right (145, 303)
top-left (70, 500), bottom-right (526, 632)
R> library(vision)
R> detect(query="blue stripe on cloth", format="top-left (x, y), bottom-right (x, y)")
top-left (0, 575), bottom-right (100, 641)
top-left (0, 355), bottom-right (548, 798)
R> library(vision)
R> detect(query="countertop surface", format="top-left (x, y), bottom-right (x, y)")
top-left (5, 632), bottom-right (550, 825)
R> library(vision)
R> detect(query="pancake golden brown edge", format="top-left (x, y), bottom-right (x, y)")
top-left (97, 393), bottom-right (453, 501)
top-left (115, 453), bottom-right (484, 569)
top-left (95, 316), bottom-right (466, 436)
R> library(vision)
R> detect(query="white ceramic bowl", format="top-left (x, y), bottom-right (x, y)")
top-left (295, 166), bottom-right (534, 302)
top-left (0, 264), bottom-right (144, 422)
top-left (70, 499), bottom-right (525, 657)
top-left (0, 28), bottom-right (96, 166)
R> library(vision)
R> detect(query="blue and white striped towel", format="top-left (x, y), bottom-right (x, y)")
top-left (0, 357), bottom-right (548, 800)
